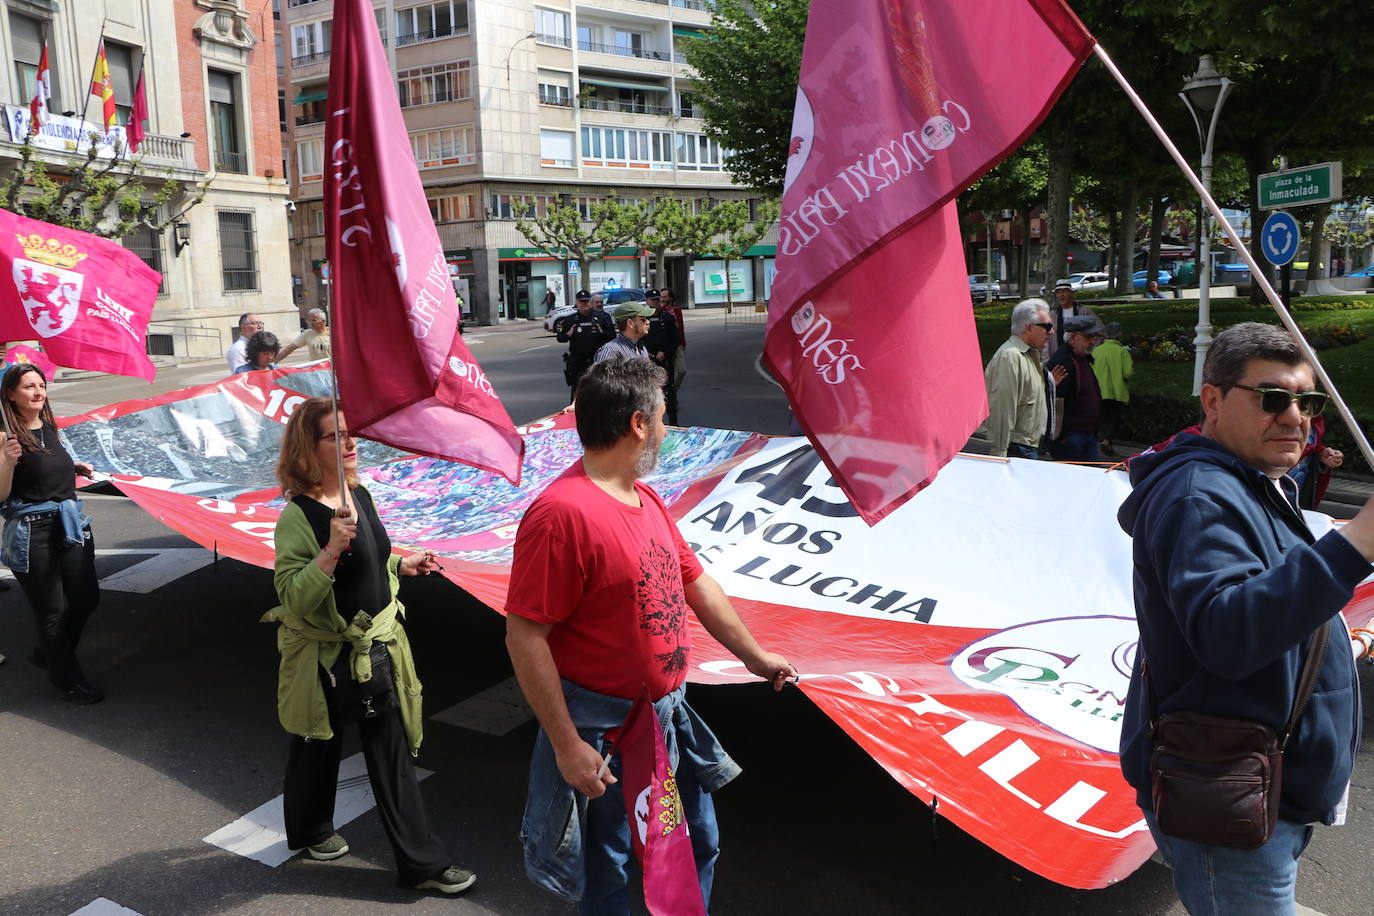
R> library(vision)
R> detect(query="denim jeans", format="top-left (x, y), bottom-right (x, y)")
top-left (1007, 442), bottom-right (1040, 460)
top-left (1144, 810), bottom-right (1314, 915)
top-left (1051, 429), bottom-right (1101, 462)
top-left (578, 750), bottom-right (719, 915)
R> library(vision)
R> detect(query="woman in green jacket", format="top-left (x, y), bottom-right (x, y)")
top-left (1091, 322), bottom-right (1135, 457)
top-left (265, 397), bottom-right (474, 895)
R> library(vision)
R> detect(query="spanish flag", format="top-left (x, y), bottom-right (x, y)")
top-left (90, 40), bottom-right (117, 131)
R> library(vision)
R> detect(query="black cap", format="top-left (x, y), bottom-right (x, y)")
top-left (574, 289), bottom-right (591, 301)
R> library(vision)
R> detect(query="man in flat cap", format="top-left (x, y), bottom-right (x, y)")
top-left (1046, 315), bottom-right (1105, 461)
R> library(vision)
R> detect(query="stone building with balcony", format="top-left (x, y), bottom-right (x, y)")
top-left (282, 0), bottom-right (775, 325)
top-left (0, 0), bottom-right (293, 363)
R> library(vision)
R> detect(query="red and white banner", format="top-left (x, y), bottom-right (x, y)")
top-left (612, 688), bottom-right (706, 916)
top-left (325, 0), bottom-right (523, 482)
top-left (54, 367), bottom-right (1374, 889)
top-left (765, 0), bottom-right (1094, 525)
top-left (0, 210), bottom-right (160, 380)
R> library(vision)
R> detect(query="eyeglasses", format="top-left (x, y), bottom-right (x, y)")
top-left (1231, 383), bottom-right (1328, 418)
top-left (1033, 322), bottom-right (1054, 332)
top-left (318, 430), bottom-right (354, 443)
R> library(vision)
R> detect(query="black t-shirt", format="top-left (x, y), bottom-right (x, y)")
top-left (10, 423), bottom-right (77, 504)
top-left (294, 486), bottom-right (391, 618)
top-left (294, 486), bottom-right (397, 722)
top-left (643, 310), bottom-right (680, 356)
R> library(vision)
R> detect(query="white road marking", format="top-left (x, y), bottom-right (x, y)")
top-left (753, 352), bottom-right (782, 390)
top-left (517, 344), bottom-right (552, 353)
top-left (203, 752), bottom-right (433, 867)
top-left (431, 677), bottom-right (532, 735)
top-left (94, 548), bottom-right (214, 594)
top-left (69, 900), bottom-right (143, 916)
top-left (1296, 906), bottom-right (1327, 916)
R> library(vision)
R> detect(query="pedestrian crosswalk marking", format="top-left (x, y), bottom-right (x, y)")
top-left (431, 677), bottom-right (532, 736)
top-left (69, 900), bottom-right (143, 916)
top-left (202, 752), bottom-right (433, 867)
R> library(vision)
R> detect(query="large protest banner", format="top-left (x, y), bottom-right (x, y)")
top-left (57, 366), bottom-right (1374, 889)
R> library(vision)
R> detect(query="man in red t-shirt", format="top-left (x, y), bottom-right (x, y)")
top-left (506, 358), bottom-right (795, 911)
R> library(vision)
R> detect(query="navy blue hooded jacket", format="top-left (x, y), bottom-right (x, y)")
top-left (1117, 433), bottom-right (1369, 825)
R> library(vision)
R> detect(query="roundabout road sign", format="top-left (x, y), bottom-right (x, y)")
top-left (1261, 211), bottom-right (1300, 266)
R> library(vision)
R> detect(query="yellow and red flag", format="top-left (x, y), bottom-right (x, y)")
top-left (90, 40), bottom-right (117, 131)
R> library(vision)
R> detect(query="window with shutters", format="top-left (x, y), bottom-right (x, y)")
top-left (217, 210), bottom-right (259, 292)
top-left (539, 129), bottom-right (574, 168)
top-left (208, 69), bottom-right (247, 173)
top-left (104, 42), bottom-right (137, 128)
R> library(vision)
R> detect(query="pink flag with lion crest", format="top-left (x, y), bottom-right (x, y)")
top-left (765, 0), bottom-right (1094, 525)
top-left (325, 0), bottom-right (523, 482)
top-left (0, 210), bottom-right (159, 380)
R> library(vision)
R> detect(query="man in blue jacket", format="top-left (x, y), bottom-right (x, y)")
top-left (1118, 322), bottom-right (1374, 914)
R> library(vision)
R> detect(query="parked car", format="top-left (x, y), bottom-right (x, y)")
top-left (1348, 265), bottom-right (1374, 278)
top-left (542, 288), bottom-right (649, 332)
top-left (1067, 272), bottom-right (1110, 292)
top-left (1132, 269), bottom-right (1173, 290)
top-left (968, 274), bottom-right (1001, 299)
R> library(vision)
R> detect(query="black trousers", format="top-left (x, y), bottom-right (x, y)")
top-left (1098, 398), bottom-right (1126, 443)
top-left (13, 515), bottom-right (99, 691)
top-left (660, 354), bottom-right (679, 425)
top-left (283, 705), bottom-right (449, 885)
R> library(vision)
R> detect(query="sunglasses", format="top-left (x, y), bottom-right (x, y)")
top-left (1033, 322), bottom-right (1054, 332)
top-left (1231, 383), bottom-right (1328, 418)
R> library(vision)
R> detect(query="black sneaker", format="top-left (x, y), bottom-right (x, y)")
top-left (60, 682), bottom-right (105, 705)
top-left (414, 866), bottom-right (476, 894)
top-left (306, 834), bottom-right (349, 861)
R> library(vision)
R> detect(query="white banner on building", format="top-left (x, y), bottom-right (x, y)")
top-left (4, 105), bottom-right (129, 159)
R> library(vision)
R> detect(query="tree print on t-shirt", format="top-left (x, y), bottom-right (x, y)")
top-left (635, 541), bottom-right (690, 677)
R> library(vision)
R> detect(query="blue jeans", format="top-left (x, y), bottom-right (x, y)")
top-left (1051, 429), bottom-right (1101, 462)
top-left (1145, 810), bottom-right (1314, 915)
top-left (579, 752), bottom-right (719, 915)
top-left (1007, 442), bottom-right (1040, 460)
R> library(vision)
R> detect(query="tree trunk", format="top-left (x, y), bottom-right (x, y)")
top-left (1019, 208), bottom-right (1033, 298)
top-left (1115, 181), bottom-right (1139, 296)
top-left (1148, 196), bottom-right (1168, 284)
top-left (1244, 146), bottom-right (1275, 304)
top-left (1044, 141), bottom-right (1074, 293)
top-left (1306, 203), bottom-right (1330, 282)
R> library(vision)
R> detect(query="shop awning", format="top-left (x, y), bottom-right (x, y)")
top-left (293, 91), bottom-right (327, 105)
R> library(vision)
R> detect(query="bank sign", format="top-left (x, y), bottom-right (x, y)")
top-left (1257, 162), bottom-right (1342, 210)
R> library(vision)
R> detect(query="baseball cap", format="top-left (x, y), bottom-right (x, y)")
top-left (615, 301), bottom-right (656, 320)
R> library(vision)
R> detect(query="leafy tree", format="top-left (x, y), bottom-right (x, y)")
top-left (679, 0), bottom-right (808, 194)
top-left (514, 195), bottom-right (650, 294)
top-left (635, 198), bottom-right (699, 289)
top-left (0, 134), bottom-right (205, 239)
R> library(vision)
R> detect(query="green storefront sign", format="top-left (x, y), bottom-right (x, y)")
top-left (1257, 162), bottom-right (1342, 210)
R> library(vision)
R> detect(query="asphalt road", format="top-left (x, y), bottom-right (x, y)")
top-left (1, 316), bottom-right (1370, 915)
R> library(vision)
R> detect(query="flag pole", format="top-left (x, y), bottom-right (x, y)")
top-left (329, 359), bottom-right (351, 518)
top-left (79, 26), bottom-right (107, 132)
top-left (1092, 43), bottom-right (1374, 472)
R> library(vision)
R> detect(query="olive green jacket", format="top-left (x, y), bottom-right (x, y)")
top-left (261, 497), bottom-right (424, 754)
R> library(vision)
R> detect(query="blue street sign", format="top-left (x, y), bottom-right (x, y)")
top-left (1261, 211), bottom-right (1300, 266)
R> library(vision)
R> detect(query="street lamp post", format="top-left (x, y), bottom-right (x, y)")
top-left (1179, 55), bottom-right (1235, 395)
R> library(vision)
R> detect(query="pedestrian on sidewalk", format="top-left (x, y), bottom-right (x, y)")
top-left (0, 364), bottom-right (103, 704)
top-left (262, 398), bottom-right (475, 896)
top-left (277, 309), bottom-right (331, 363)
top-left (1046, 316), bottom-right (1105, 462)
top-left (1091, 322), bottom-right (1133, 457)
top-left (225, 313), bottom-right (263, 374)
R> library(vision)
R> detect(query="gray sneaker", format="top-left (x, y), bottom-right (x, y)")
top-left (414, 866), bottom-right (476, 894)
top-left (306, 834), bottom-right (349, 861)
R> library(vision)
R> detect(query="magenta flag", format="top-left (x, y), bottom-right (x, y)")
top-left (2, 343), bottom-right (56, 377)
top-left (0, 210), bottom-right (159, 380)
top-left (764, 0), bottom-right (1093, 524)
top-left (612, 689), bottom-right (706, 916)
top-left (325, 0), bottom-right (523, 482)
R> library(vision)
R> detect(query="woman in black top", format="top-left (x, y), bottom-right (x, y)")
top-left (0, 364), bottom-right (101, 704)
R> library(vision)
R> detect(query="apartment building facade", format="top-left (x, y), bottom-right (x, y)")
top-left (0, 0), bottom-right (292, 361)
top-left (282, 0), bottom-right (776, 325)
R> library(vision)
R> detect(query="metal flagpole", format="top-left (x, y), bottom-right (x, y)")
top-left (79, 26), bottom-right (108, 132)
top-left (1092, 43), bottom-right (1374, 471)
top-left (329, 358), bottom-right (350, 518)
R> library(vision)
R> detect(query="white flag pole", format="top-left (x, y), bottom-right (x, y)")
top-left (1092, 43), bottom-right (1374, 471)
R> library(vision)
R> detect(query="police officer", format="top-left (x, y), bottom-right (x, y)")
top-left (642, 289), bottom-right (681, 425)
top-left (554, 290), bottom-right (614, 399)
